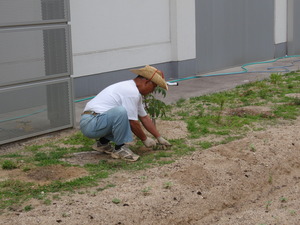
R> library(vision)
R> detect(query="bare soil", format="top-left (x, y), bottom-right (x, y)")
top-left (0, 115), bottom-right (300, 225)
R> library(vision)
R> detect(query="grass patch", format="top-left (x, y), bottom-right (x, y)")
top-left (0, 71), bottom-right (299, 212)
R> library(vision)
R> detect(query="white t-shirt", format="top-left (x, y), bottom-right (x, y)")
top-left (83, 80), bottom-right (147, 120)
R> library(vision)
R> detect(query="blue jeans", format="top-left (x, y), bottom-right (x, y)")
top-left (80, 106), bottom-right (133, 145)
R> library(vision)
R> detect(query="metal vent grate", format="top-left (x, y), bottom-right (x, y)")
top-left (0, 25), bottom-right (71, 87)
top-left (41, 0), bottom-right (66, 20)
top-left (0, 79), bottom-right (72, 145)
top-left (0, 0), bottom-right (68, 27)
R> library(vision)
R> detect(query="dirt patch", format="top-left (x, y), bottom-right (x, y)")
top-left (27, 165), bottom-right (89, 185)
top-left (0, 165), bottom-right (89, 185)
top-left (286, 93), bottom-right (300, 99)
top-left (0, 118), bottom-right (300, 225)
top-left (226, 105), bottom-right (275, 118)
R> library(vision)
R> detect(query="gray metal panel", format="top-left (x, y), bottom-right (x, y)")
top-left (288, 0), bottom-right (300, 55)
top-left (0, 0), bottom-right (70, 27)
top-left (0, 78), bottom-right (73, 145)
top-left (195, 0), bottom-right (274, 74)
top-left (0, 25), bottom-right (72, 87)
top-left (275, 43), bottom-right (287, 58)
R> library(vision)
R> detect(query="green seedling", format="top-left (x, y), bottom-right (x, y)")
top-left (265, 201), bottom-right (272, 212)
top-left (280, 197), bottom-right (287, 203)
top-left (163, 181), bottom-right (173, 189)
top-left (112, 198), bottom-right (121, 204)
top-left (141, 187), bottom-right (152, 196)
top-left (250, 144), bottom-right (256, 152)
top-left (24, 205), bottom-right (34, 212)
top-left (268, 174), bottom-right (273, 184)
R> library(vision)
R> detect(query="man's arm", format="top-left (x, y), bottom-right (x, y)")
top-left (129, 115), bottom-right (160, 141)
top-left (130, 115), bottom-right (171, 147)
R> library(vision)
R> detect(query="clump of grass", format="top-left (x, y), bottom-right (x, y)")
top-left (2, 160), bottom-right (17, 170)
top-left (250, 144), bottom-right (256, 152)
top-left (24, 205), bottom-right (34, 212)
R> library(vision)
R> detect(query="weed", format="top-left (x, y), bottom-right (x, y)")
top-left (163, 182), bottom-right (173, 189)
top-left (280, 197), bottom-right (287, 203)
top-left (265, 201), bottom-right (272, 212)
top-left (198, 141), bottom-right (213, 149)
top-left (2, 160), bottom-right (17, 170)
top-left (112, 198), bottom-right (121, 204)
top-left (292, 98), bottom-right (300, 105)
top-left (62, 212), bottom-right (71, 217)
top-left (175, 98), bottom-right (186, 107)
top-left (52, 194), bottom-right (61, 200)
top-left (270, 73), bottom-right (283, 84)
top-left (43, 199), bottom-right (52, 205)
top-left (96, 184), bottom-right (116, 192)
top-left (250, 144), bottom-right (256, 152)
top-left (268, 174), bottom-right (273, 184)
top-left (24, 205), bottom-right (34, 212)
top-left (141, 187), bottom-right (152, 196)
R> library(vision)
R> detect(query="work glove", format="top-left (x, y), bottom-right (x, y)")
top-left (157, 136), bottom-right (172, 146)
top-left (142, 137), bottom-right (157, 148)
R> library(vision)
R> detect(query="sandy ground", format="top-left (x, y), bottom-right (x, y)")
top-left (0, 116), bottom-right (300, 225)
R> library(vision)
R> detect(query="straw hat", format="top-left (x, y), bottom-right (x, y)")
top-left (130, 65), bottom-right (168, 90)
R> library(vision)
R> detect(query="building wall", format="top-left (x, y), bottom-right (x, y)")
top-left (70, 0), bottom-right (195, 78)
top-left (288, 0), bottom-right (300, 55)
top-left (72, 0), bottom-right (291, 99)
top-left (71, 0), bottom-right (196, 98)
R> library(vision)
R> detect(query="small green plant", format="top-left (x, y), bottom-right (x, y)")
top-left (24, 205), bottom-right (34, 212)
top-left (96, 184), bottom-right (116, 192)
top-left (141, 187), bottom-right (152, 196)
top-left (176, 98), bottom-right (186, 107)
top-left (265, 201), bottom-right (272, 212)
top-left (198, 141), bottom-right (213, 149)
top-left (280, 197), bottom-right (287, 203)
top-left (2, 160), bottom-right (17, 170)
top-left (43, 199), bottom-right (52, 205)
top-left (52, 194), bottom-right (61, 200)
top-left (62, 212), bottom-right (71, 217)
top-left (163, 181), bottom-right (173, 189)
top-left (216, 97), bottom-right (226, 124)
top-left (250, 144), bottom-right (256, 152)
top-left (143, 87), bottom-right (168, 124)
top-left (270, 73), bottom-right (282, 84)
top-left (292, 97), bottom-right (300, 105)
top-left (112, 198), bottom-right (121, 204)
top-left (268, 174), bottom-right (273, 184)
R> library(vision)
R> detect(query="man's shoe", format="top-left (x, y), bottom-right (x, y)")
top-left (92, 141), bottom-right (113, 154)
top-left (111, 145), bottom-right (140, 162)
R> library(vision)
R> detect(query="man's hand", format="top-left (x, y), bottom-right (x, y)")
top-left (157, 136), bottom-right (172, 146)
top-left (143, 137), bottom-right (157, 147)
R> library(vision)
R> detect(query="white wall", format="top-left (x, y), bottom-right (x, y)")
top-left (274, 0), bottom-right (287, 44)
top-left (70, 0), bottom-right (196, 77)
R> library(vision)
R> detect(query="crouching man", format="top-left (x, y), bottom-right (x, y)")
top-left (80, 65), bottom-right (171, 161)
